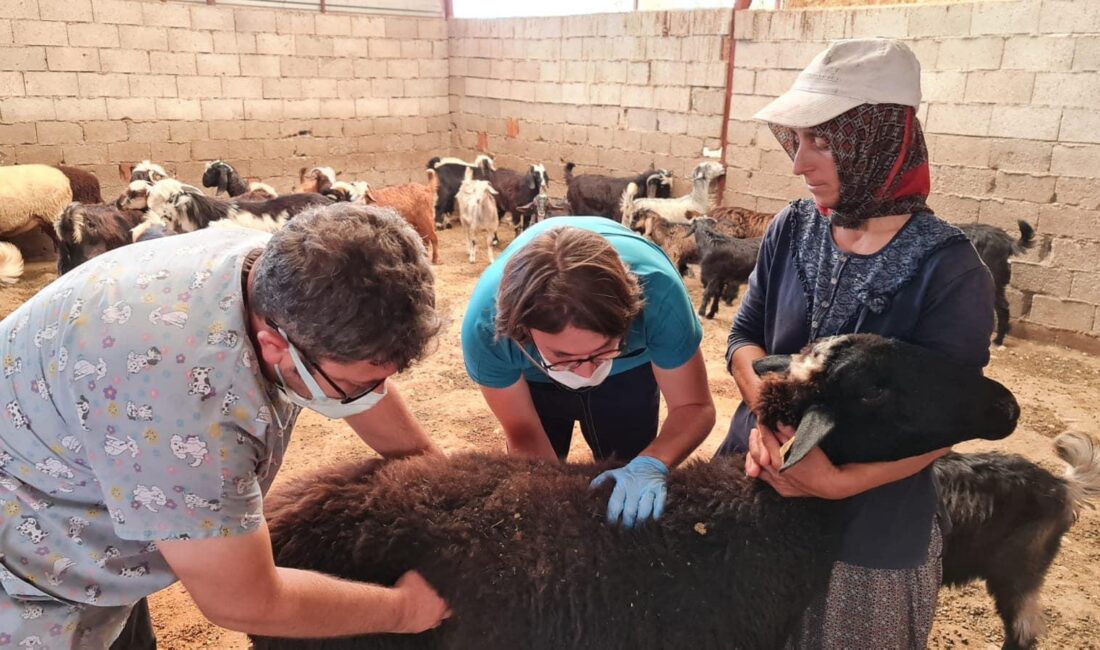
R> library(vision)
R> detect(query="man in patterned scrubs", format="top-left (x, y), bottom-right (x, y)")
top-left (0, 205), bottom-right (449, 647)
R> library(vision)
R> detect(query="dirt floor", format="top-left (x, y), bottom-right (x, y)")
top-left (2, 226), bottom-right (1098, 649)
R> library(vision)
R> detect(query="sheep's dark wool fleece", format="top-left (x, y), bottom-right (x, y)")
top-left (254, 453), bottom-right (839, 650)
top-left (56, 165), bottom-right (103, 203)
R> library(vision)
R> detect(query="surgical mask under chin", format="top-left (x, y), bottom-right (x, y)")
top-left (535, 347), bottom-right (614, 390)
top-left (273, 338), bottom-right (387, 419)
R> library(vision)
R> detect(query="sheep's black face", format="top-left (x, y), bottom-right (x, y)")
top-left (755, 334), bottom-right (1019, 470)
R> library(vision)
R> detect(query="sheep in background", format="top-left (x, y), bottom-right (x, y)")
top-left (428, 155), bottom-right (495, 228)
top-left (564, 162), bottom-right (673, 222)
top-left (638, 210), bottom-right (698, 277)
top-left (55, 165), bottom-right (102, 204)
top-left (119, 160), bottom-right (170, 185)
top-left (251, 334), bottom-right (1077, 650)
top-left (456, 178), bottom-right (499, 264)
top-left (54, 202), bottom-right (148, 275)
top-left (488, 163), bottom-right (549, 234)
top-left (689, 217), bottom-right (760, 319)
top-left (146, 179), bottom-right (331, 234)
top-left (0, 164), bottom-right (89, 284)
top-left (297, 166), bottom-right (337, 195)
top-left (957, 220), bottom-right (1035, 346)
top-left (202, 160), bottom-right (250, 197)
top-left (621, 161), bottom-right (725, 233)
top-left (707, 206), bottom-right (776, 239)
top-left (240, 182), bottom-right (279, 201)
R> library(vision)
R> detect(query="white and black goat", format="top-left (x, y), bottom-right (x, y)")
top-left (249, 334), bottom-right (1096, 650)
top-left (456, 177), bottom-right (499, 264)
top-left (564, 162), bottom-right (673, 223)
top-left (146, 179), bottom-right (331, 234)
top-left (621, 161), bottom-right (725, 232)
top-left (957, 220), bottom-right (1035, 346)
top-left (489, 163), bottom-right (550, 234)
top-left (118, 160), bottom-right (170, 185)
top-left (54, 202), bottom-right (156, 275)
top-left (427, 155), bottom-right (495, 228)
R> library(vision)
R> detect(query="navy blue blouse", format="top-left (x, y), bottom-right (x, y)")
top-left (721, 199), bottom-right (994, 569)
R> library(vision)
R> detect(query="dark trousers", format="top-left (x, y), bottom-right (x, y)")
top-left (527, 363), bottom-right (660, 461)
top-left (111, 598), bottom-right (157, 650)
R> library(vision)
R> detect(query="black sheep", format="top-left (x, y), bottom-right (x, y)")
top-left (250, 334), bottom-right (1091, 650)
top-left (956, 220), bottom-right (1035, 346)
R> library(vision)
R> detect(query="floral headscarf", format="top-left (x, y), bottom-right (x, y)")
top-left (770, 103), bottom-right (931, 228)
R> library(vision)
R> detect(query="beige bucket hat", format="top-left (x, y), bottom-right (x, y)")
top-left (753, 38), bottom-right (922, 128)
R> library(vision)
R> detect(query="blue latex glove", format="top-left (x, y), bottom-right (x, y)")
top-left (589, 456), bottom-right (668, 529)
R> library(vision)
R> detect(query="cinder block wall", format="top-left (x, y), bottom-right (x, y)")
top-left (447, 10), bottom-right (733, 192)
top-left (729, 0), bottom-right (1100, 350)
top-left (0, 0), bottom-right (449, 198)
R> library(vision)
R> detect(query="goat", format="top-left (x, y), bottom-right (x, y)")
top-left (688, 218), bottom-right (759, 318)
top-left (239, 182), bottom-right (279, 202)
top-left (621, 161), bottom-right (725, 233)
top-left (53, 202), bottom-right (147, 275)
top-left (638, 210), bottom-right (698, 277)
top-left (357, 179), bottom-right (440, 265)
top-left (957, 220), bottom-right (1035, 346)
top-left (55, 165), bottom-right (102, 204)
top-left (707, 206), bottom-right (775, 239)
top-left (488, 164), bottom-right (550, 234)
top-left (428, 155), bottom-right (495, 229)
top-left (456, 177), bottom-right (499, 264)
top-left (297, 166), bottom-right (338, 195)
top-left (753, 334), bottom-right (1097, 649)
top-left (563, 162), bottom-right (672, 222)
top-left (201, 160), bottom-right (250, 197)
top-left (515, 188), bottom-right (572, 227)
top-left (146, 179), bottom-right (332, 234)
top-left (115, 180), bottom-right (154, 212)
top-left (119, 160), bottom-right (170, 185)
top-left (252, 333), bottom-right (1072, 650)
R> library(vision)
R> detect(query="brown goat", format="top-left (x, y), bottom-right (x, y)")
top-left (297, 166), bottom-right (337, 194)
top-left (362, 178), bottom-right (440, 264)
top-left (56, 165), bottom-right (102, 204)
top-left (640, 210), bottom-right (698, 277)
top-left (708, 206), bottom-right (776, 239)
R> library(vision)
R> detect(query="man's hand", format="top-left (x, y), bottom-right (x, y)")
top-left (590, 455), bottom-right (669, 528)
top-left (392, 571), bottom-right (451, 633)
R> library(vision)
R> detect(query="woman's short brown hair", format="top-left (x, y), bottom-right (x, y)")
top-left (495, 227), bottom-right (644, 344)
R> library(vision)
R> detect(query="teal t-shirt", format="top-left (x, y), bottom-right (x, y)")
top-left (461, 217), bottom-right (704, 389)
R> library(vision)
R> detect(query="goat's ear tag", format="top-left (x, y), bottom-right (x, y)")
top-left (779, 406), bottom-right (835, 472)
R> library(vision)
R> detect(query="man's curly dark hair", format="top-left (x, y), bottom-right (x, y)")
top-left (252, 203), bottom-right (441, 371)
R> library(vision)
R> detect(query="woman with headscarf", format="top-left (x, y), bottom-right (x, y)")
top-left (721, 39), bottom-right (995, 647)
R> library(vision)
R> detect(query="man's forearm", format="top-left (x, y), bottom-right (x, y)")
top-left (345, 382), bottom-right (440, 458)
top-left (215, 567), bottom-right (409, 637)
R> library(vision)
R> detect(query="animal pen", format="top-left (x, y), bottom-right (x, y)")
top-left (1, 0), bottom-right (1099, 647)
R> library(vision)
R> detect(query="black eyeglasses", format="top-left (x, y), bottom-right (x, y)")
top-left (532, 344), bottom-right (647, 373)
top-left (268, 319), bottom-right (385, 404)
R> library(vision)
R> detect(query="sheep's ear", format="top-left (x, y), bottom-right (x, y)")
top-left (752, 354), bottom-right (791, 377)
top-left (779, 406), bottom-right (835, 472)
top-left (118, 163), bottom-right (134, 183)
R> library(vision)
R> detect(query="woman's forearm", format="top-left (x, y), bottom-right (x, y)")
top-left (832, 448), bottom-right (949, 499)
top-left (730, 345), bottom-right (767, 410)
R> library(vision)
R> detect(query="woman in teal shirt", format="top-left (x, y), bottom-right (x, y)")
top-left (461, 217), bottom-right (716, 528)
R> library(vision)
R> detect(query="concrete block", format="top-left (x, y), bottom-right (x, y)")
top-left (119, 25), bottom-right (167, 51)
top-left (1070, 271), bottom-right (1100, 305)
top-left (368, 39), bottom-right (400, 59)
top-left (254, 33), bottom-right (293, 56)
top-left (105, 97), bottom-right (155, 121)
top-left (53, 97), bottom-right (104, 121)
top-left (928, 192), bottom-right (981, 221)
top-left (13, 19), bottom-right (66, 46)
top-left (129, 74), bottom-right (178, 98)
top-left (141, 1), bottom-right (189, 28)
top-left (149, 51), bottom-right (195, 75)
top-left (240, 54), bottom-right (279, 77)
top-left (1039, 0), bottom-right (1100, 34)
top-left (921, 71), bottom-right (966, 103)
top-left (243, 99), bottom-right (284, 121)
top-left (263, 77), bottom-right (301, 99)
top-left (24, 70), bottom-right (76, 95)
top-left (908, 3), bottom-right (972, 37)
top-left (196, 52), bottom-right (240, 76)
top-left (988, 105), bottom-right (1061, 140)
top-left (154, 98), bottom-right (201, 121)
top-left (936, 38), bottom-right (1004, 71)
top-left (1055, 176), bottom-right (1100, 209)
top-left (1037, 203), bottom-right (1099, 238)
top-left (128, 120), bottom-right (170, 142)
top-left (654, 86), bottom-right (690, 112)
top-left (314, 14), bottom-right (350, 37)
top-left (0, 70), bottom-right (23, 96)
top-left (851, 7), bottom-right (908, 38)
top-left (929, 134), bottom-right (991, 167)
top-left (965, 70), bottom-right (1034, 104)
top-left (190, 6), bottom-right (234, 32)
top-left (67, 22), bottom-right (118, 48)
top-left (0, 122), bottom-right (36, 144)
top-left (995, 170), bottom-right (1056, 202)
top-left (167, 28), bottom-right (214, 53)
top-left (766, 11), bottom-right (803, 41)
top-left (647, 36), bottom-right (681, 61)
top-left (932, 165), bottom-right (996, 197)
top-left (167, 121), bottom-right (207, 142)
top-left (234, 8), bottom-right (275, 33)
top-left (46, 46), bottom-right (98, 72)
top-left (977, 197), bottom-right (1040, 230)
top-left (1051, 237), bottom-right (1100, 272)
top-left (926, 103), bottom-right (993, 137)
top-left (0, 0), bottom-right (38, 20)
top-left (1033, 72), bottom-right (1100, 108)
top-left (276, 12), bottom-right (315, 36)
top-left (971, 0), bottom-right (1041, 34)
top-left (0, 46), bottom-right (46, 71)
top-left (989, 139), bottom-right (1052, 173)
top-left (301, 77), bottom-right (337, 97)
top-left (1071, 35), bottom-right (1100, 71)
top-left (35, 121), bottom-right (81, 144)
top-left (99, 48), bottom-right (148, 73)
top-left (294, 35), bottom-right (332, 57)
top-left (281, 56), bottom-right (319, 78)
top-left (691, 88), bottom-right (725, 115)
top-left (177, 76), bottom-right (221, 99)
top-left (728, 93), bottom-right (772, 121)
top-left (77, 72), bottom-right (128, 97)
top-left (350, 15), bottom-right (384, 38)
top-left (384, 18), bottom-right (418, 39)
top-left (1001, 36), bottom-right (1074, 71)
top-left (682, 35), bottom-right (723, 62)
top-left (754, 69), bottom-right (798, 96)
top-left (1051, 144), bottom-right (1100, 176)
top-left (1012, 261), bottom-right (1072, 296)
top-left (1029, 295), bottom-right (1096, 331)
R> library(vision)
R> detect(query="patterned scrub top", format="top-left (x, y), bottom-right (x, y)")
top-left (0, 227), bottom-right (298, 648)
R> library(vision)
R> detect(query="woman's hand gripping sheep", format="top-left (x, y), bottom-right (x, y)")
top-left (590, 455), bottom-right (669, 528)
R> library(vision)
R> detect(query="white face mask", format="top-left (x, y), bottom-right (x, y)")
top-left (273, 332), bottom-right (387, 419)
top-left (532, 345), bottom-right (614, 390)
